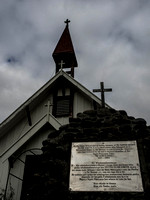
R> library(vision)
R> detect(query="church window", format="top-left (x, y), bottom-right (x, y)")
top-left (53, 88), bottom-right (73, 117)
top-left (55, 96), bottom-right (71, 116)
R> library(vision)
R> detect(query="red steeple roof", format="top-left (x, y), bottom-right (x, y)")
top-left (53, 24), bottom-right (75, 54)
top-left (52, 20), bottom-right (78, 76)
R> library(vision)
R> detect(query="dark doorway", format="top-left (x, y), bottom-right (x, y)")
top-left (20, 155), bottom-right (44, 200)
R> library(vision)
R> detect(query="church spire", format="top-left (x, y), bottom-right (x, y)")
top-left (52, 19), bottom-right (78, 77)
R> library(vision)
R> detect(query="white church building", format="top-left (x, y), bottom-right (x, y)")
top-left (0, 20), bottom-right (109, 200)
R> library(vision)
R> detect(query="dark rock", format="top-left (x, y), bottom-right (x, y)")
top-left (69, 121), bottom-right (81, 128)
top-left (133, 118), bottom-right (147, 126)
top-left (111, 115), bottom-right (123, 124)
top-left (65, 127), bottom-right (81, 133)
top-left (83, 128), bottom-right (99, 135)
top-left (81, 119), bottom-right (97, 128)
top-left (99, 126), bottom-right (117, 134)
top-left (48, 130), bottom-right (60, 138)
top-left (77, 112), bottom-right (88, 119)
top-left (119, 110), bottom-right (127, 116)
top-left (97, 108), bottom-right (111, 117)
top-left (83, 110), bottom-right (97, 116)
top-left (119, 124), bottom-right (132, 133)
top-left (69, 117), bottom-right (81, 123)
top-left (62, 131), bottom-right (77, 141)
top-left (95, 119), bottom-right (102, 127)
top-left (128, 116), bottom-right (135, 120)
top-left (108, 108), bottom-right (117, 113)
top-left (42, 139), bottom-right (49, 146)
top-left (59, 124), bottom-right (69, 131)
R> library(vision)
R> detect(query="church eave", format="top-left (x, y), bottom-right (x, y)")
top-left (0, 71), bottom-right (63, 135)
top-left (0, 117), bottom-right (61, 161)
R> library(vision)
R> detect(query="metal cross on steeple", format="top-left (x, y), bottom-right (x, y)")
top-left (93, 82), bottom-right (112, 108)
top-left (64, 19), bottom-right (70, 26)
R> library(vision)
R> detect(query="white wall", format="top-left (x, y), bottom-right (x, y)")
top-left (0, 86), bottom-right (96, 199)
top-left (1, 126), bottom-right (54, 200)
top-left (73, 91), bottom-right (93, 117)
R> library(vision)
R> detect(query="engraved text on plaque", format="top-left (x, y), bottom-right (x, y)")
top-left (69, 141), bottom-right (143, 192)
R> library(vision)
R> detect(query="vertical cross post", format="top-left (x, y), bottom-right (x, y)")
top-left (58, 60), bottom-right (65, 70)
top-left (45, 100), bottom-right (53, 122)
top-left (93, 82), bottom-right (112, 108)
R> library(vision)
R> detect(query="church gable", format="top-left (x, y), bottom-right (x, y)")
top-left (0, 70), bottom-right (103, 161)
top-left (0, 71), bottom-right (104, 200)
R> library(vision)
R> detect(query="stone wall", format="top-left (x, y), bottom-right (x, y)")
top-left (24, 108), bottom-right (150, 200)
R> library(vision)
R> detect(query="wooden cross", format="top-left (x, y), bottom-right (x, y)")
top-left (58, 60), bottom-right (65, 70)
top-left (45, 100), bottom-right (53, 121)
top-left (93, 82), bottom-right (112, 108)
top-left (64, 19), bottom-right (70, 26)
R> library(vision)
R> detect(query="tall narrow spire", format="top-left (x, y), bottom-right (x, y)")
top-left (52, 19), bottom-right (78, 77)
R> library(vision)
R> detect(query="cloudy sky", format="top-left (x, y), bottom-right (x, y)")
top-left (0, 0), bottom-right (150, 125)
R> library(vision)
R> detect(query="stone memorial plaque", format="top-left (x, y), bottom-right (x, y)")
top-left (69, 141), bottom-right (143, 192)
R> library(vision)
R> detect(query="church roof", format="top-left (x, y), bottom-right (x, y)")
top-left (0, 70), bottom-right (110, 135)
top-left (53, 24), bottom-right (74, 54)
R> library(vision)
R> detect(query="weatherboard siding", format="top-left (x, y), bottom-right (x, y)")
top-left (0, 160), bottom-right (9, 193)
top-left (0, 127), bottom-right (54, 200)
top-left (73, 92), bottom-right (93, 117)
